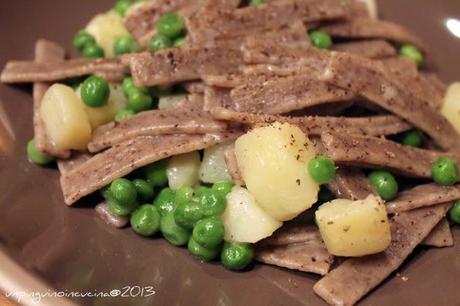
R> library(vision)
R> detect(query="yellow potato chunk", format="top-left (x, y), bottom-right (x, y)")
top-left (166, 151), bottom-right (201, 190)
top-left (234, 122), bottom-right (319, 221)
top-left (77, 84), bottom-right (127, 128)
top-left (316, 195), bottom-right (391, 257)
top-left (441, 82), bottom-right (460, 134)
top-left (86, 11), bottom-right (129, 58)
top-left (40, 84), bottom-right (92, 151)
top-left (222, 186), bottom-right (282, 243)
top-left (199, 141), bottom-right (233, 184)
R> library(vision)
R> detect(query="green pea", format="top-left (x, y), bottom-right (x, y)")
top-left (157, 13), bottom-right (185, 39)
top-left (27, 139), bottom-right (55, 166)
top-left (133, 179), bottom-right (154, 202)
top-left (130, 204), bottom-right (161, 236)
top-left (175, 186), bottom-right (194, 205)
top-left (110, 178), bottom-right (138, 206)
top-left (192, 217), bottom-right (224, 249)
top-left (154, 187), bottom-right (176, 216)
top-left (318, 185), bottom-right (335, 203)
top-left (448, 200), bottom-right (460, 224)
top-left (368, 170), bottom-right (399, 200)
top-left (399, 44), bottom-right (424, 67)
top-left (221, 242), bottom-right (254, 270)
top-left (81, 75), bottom-right (110, 107)
top-left (114, 36), bottom-right (138, 56)
top-left (397, 129), bottom-right (423, 147)
top-left (194, 185), bottom-right (210, 197)
top-left (173, 36), bottom-right (186, 47)
top-left (431, 157), bottom-right (459, 186)
top-left (198, 189), bottom-right (226, 217)
top-left (148, 34), bottom-right (173, 52)
top-left (174, 200), bottom-right (204, 229)
top-left (108, 198), bottom-right (138, 216)
top-left (81, 43), bottom-right (105, 59)
top-left (308, 155), bottom-right (336, 184)
top-left (309, 30), bottom-right (333, 49)
top-left (143, 159), bottom-right (169, 187)
top-left (249, 0), bottom-right (266, 6)
top-left (100, 185), bottom-right (112, 200)
top-left (73, 31), bottom-right (96, 51)
top-left (212, 181), bottom-right (234, 197)
top-left (114, 0), bottom-right (132, 17)
top-left (127, 89), bottom-right (153, 112)
top-left (122, 77), bottom-right (136, 96)
top-left (160, 212), bottom-right (191, 246)
top-left (149, 86), bottom-right (172, 97)
top-left (114, 109), bottom-right (135, 121)
top-left (188, 237), bottom-right (220, 262)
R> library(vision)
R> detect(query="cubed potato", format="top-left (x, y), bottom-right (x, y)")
top-left (441, 82), bottom-right (460, 134)
top-left (222, 186), bottom-right (282, 243)
top-left (166, 151), bottom-right (201, 190)
top-left (77, 84), bottom-right (128, 128)
top-left (234, 122), bottom-right (319, 221)
top-left (158, 94), bottom-right (187, 109)
top-left (315, 194), bottom-right (391, 257)
top-left (86, 11), bottom-right (129, 58)
top-left (40, 84), bottom-right (92, 151)
top-left (199, 142), bottom-right (233, 183)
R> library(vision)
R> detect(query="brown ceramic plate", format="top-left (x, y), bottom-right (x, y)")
top-left (1, 1), bottom-right (459, 305)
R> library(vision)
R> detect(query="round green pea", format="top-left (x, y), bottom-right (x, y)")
top-left (130, 204), bottom-right (161, 236)
top-left (81, 75), bottom-right (110, 107)
top-left (122, 77), bottom-right (136, 96)
top-left (73, 31), bottom-right (96, 51)
top-left (100, 185), bottom-right (112, 200)
top-left (188, 237), bottom-right (220, 262)
top-left (157, 13), bottom-right (185, 39)
top-left (368, 170), bottom-right (399, 201)
top-left (194, 185), bottom-right (210, 197)
top-left (143, 159), bottom-right (169, 187)
top-left (448, 200), bottom-right (460, 224)
top-left (108, 198), bottom-right (138, 216)
top-left (221, 242), bottom-right (254, 270)
top-left (212, 181), bottom-right (234, 197)
top-left (127, 89), bottom-right (153, 112)
top-left (114, 109), bottom-right (135, 121)
top-left (160, 212), bottom-right (191, 246)
top-left (154, 187), bottom-right (176, 216)
top-left (398, 129), bottom-right (423, 147)
top-left (81, 43), bottom-right (105, 59)
top-left (27, 139), bottom-right (55, 166)
top-left (431, 157), bottom-right (459, 186)
top-left (174, 200), bottom-right (204, 229)
top-left (114, 36), bottom-right (138, 56)
top-left (173, 36), bottom-right (186, 47)
top-left (309, 30), bottom-right (333, 49)
top-left (148, 34), bottom-right (173, 52)
top-left (249, 0), bottom-right (266, 6)
top-left (175, 186), bottom-right (194, 205)
top-left (110, 178), bottom-right (138, 206)
top-left (308, 155), bottom-right (336, 184)
top-left (399, 44), bottom-right (424, 67)
top-left (133, 179), bottom-right (154, 202)
top-left (192, 217), bottom-right (225, 249)
top-left (114, 0), bottom-right (132, 17)
top-left (198, 189), bottom-right (226, 217)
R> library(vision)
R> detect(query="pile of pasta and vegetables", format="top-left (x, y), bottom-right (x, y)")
top-left (2, 0), bottom-right (460, 305)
